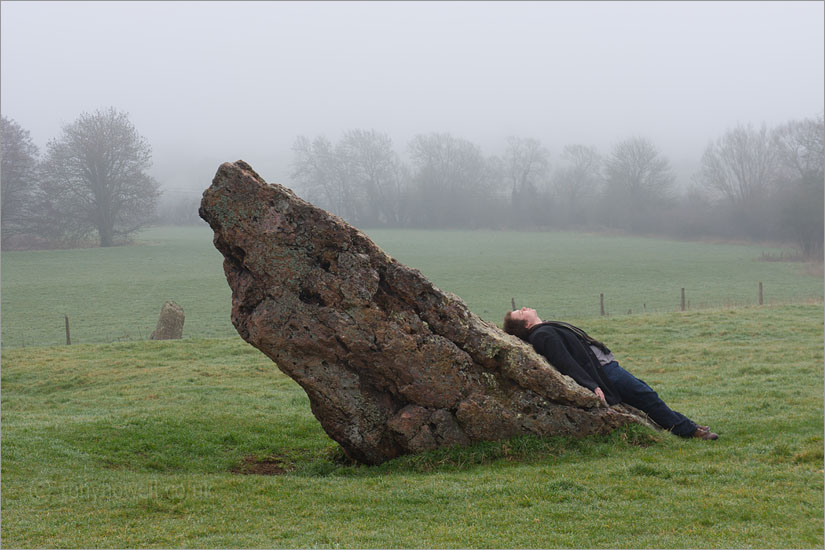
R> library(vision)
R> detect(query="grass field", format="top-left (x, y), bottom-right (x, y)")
top-left (1, 225), bottom-right (822, 347)
top-left (2, 226), bottom-right (823, 547)
top-left (2, 304), bottom-right (822, 548)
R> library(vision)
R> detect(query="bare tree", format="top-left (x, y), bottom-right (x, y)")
top-left (774, 115), bottom-right (825, 258)
top-left (552, 144), bottom-right (602, 227)
top-left (504, 137), bottom-right (549, 195)
top-left (504, 137), bottom-right (549, 226)
top-left (291, 130), bottom-right (405, 226)
top-left (774, 115), bottom-right (824, 182)
top-left (408, 133), bottom-right (494, 227)
top-left (1, 116), bottom-right (40, 245)
top-left (602, 137), bottom-right (674, 232)
top-left (291, 135), bottom-right (351, 220)
top-left (605, 137), bottom-right (673, 201)
top-left (698, 123), bottom-right (782, 204)
top-left (37, 108), bottom-right (159, 247)
top-left (338, 129), bottom-right (404, 226)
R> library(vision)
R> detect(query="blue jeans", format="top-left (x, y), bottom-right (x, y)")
top-left (602, 361), bottom-right (697, 437)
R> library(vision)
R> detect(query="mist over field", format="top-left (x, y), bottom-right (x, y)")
top-left (1, 1), bottom-right (823, 250)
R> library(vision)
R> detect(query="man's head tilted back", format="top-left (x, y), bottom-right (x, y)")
top-left (503, 307), bottom-right (541, 340)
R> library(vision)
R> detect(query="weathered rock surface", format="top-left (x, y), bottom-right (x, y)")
top-left (200, 161), bottom-right (656, 465)
top-left (150, 300), bottom-right (185, 340)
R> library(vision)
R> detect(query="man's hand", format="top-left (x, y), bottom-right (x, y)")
top-left (594, 387), bottom-right (607, 405)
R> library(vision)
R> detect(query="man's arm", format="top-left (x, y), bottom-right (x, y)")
top-left (530, 329), bottom-right (600, 391)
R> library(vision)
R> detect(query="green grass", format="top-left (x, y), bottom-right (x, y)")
top-left (366, 229), bottom-right (824, 320)
top-left (2, 304), bottom-right (823, 548)
top-left (1, 226), bottom-right (233, 347)
top-left (2, 226), bottom-right (823, 546)
top-left (2, 226), bottom-right (822, 347)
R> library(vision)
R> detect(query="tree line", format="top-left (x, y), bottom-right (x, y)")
top-left (290, 117), bottom-right (824, 258)
top-left (2, 109), bottom-right (822, 258)
top-left (1, 108), bottom-right (159, 249)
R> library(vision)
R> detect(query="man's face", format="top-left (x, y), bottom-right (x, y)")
top-left (511, 307), bottom-right (541, 328)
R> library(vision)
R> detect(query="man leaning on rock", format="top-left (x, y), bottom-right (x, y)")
top-left (503, 307), bottom-right (718, 440)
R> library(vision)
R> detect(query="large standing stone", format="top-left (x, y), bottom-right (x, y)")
top-left (150, 301), bottom-right (185, 340)
top-left (199, 161), bottom-right (656, 465)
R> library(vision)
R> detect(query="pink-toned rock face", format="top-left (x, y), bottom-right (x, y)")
top-left (200, 161), bottom-right (654, 464)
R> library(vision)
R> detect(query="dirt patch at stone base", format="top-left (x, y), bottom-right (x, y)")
top-left (231, 454), bottom-right (293, 476)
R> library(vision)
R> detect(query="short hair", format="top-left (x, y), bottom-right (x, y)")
top-left (503, 311), bottom-right (531, 341)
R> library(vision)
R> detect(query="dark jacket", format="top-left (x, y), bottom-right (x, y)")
top-left (527, 322), bottom-right (621, 405)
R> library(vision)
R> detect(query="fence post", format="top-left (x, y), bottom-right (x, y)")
top-left (681, 288), bottom-right (686, 311)
top-left (600, 293), bottom-right (605, 316)
top-left (759, 282), bottom-right (763, 305)
top-left (511, 297), bottom-right (516, 311)
top-left (65, 314), bottom-right (71, 345)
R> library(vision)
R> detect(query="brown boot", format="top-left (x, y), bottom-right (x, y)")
top-left (693, 426), bottom-right (718, 440)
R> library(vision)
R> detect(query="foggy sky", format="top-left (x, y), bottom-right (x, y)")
top-left (2, 1), bottom-right (823, 200)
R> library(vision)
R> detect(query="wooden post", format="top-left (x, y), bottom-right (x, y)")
top-left (759, 282), bottom-right (763, 305)
top-left (681, 288), bottom-right (686, 311)
top-left (65, 314), bottom-right (71, 345)
top-left (600, 293), bottom-right (605, 316)
top-left (511, 297), bottom-right (516, 311)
